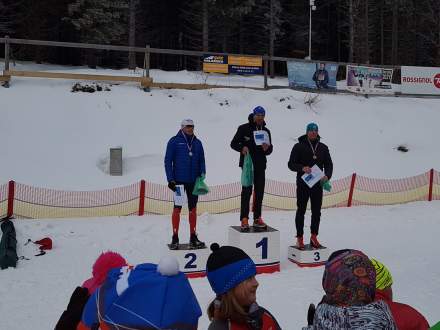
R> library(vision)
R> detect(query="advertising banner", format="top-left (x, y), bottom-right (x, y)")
top-left (203, 55), bottom-right (262, 75)
top-left (401, 66), bottom-right (440, 95)
top-left (346, 65), bottom-right (393, 94)
top-left (287, 61), bottom-right (339, 90)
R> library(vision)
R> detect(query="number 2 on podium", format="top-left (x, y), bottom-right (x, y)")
top-left (256, 237), bottom-right (268, 259)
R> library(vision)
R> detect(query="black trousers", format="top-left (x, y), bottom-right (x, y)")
top-left (240, 168), bottom-right (265, 220)
top-left (174, 182), bottom-right (198, 211)
top-left (295, 181), bottom-right (323, 237)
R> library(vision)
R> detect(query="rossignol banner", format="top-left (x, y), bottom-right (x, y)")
top-left (202, 55), bottom-right (262, 75)
top-left (346, 65), bottom-right (394, 94)
top-left (287, 61), bottom-right (339, 90)
top-left (401, 66), bottom-right (440, 95)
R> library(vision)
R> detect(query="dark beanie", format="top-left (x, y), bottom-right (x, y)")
top-left (206, 243), bottom-right (256, 295)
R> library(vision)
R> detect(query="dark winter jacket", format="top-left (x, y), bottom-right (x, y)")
top-left (164, 130), bottom-right (206, 183)
top-left (312, 69), bottom-right (329, 88)
top-left (0, 218), bottom-right (18, 270)
top-left (230, 114), bottom-right (273, 171)
top-left (54, 286), bottom-right (90, 330)
top-left (288, 134), bottom-right (333, 184)
top-left (375, 289), bottom-right (429, 330)
top-left (208, 303), bottom-right (281, 330)
top-left (303, 300), bottom-right (397, 330)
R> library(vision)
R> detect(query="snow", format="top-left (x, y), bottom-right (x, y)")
top-left (1, 203), bottom-right (439, 329)
top-left (0, 62), bottom-right (440, 328)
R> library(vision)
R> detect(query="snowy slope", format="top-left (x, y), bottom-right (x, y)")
top-left (0, 203), bottom-right (439, 329)
top-left (1, 62), bottom-right (439, 190)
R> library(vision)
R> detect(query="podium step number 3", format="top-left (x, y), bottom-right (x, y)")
top-left (288, 244), bottom-right (330, 268)
top-left (167, 243), bottom-right (209, 278)
top-left (228, 226), bottom-right (280, 274)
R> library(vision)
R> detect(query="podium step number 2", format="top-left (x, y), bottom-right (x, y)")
top-left (228, 226), bottom-right (280, 274)
top-left (167, 243), bottom-right (209, 278)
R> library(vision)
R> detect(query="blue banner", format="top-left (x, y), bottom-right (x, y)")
top-left (287, 61), bottom-right (339, 90)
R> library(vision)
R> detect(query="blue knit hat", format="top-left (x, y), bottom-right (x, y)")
top-left (206, 243), bottom-right (257, 295)
top-left (253, 106), bottom-right (266, 116)
top-left (306, 122), bottom-right (319, 132)
top-left (80, 258), bottom-right (202, 329)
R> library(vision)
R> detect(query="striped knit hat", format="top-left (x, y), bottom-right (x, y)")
top-left (371, 258), bottom-right (393, 290)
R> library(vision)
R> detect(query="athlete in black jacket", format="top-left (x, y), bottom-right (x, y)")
top-left (231, 106), bottom-right (273, 232)
top-left (288, 123), bottom-right (333, 249)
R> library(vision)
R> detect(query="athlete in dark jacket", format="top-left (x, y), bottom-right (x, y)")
top-left (231, 106), bottom-right (273, 232)
top-left (288, 123), bottom-right (333, 249)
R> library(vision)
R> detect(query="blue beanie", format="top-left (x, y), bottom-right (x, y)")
top-left (306, 122), bottom-right (319, 132)
top-left (81, 261), bottom-right (202, 329)
top-left (206, 244), bottom-right (257, 295)
top-left (253, 106), bottom-right (266, 116)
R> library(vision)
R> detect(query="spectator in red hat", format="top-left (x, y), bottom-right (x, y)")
top-left (54, 251), bottom-right (127, 330)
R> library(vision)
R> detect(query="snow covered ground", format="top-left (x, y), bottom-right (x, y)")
top-left (1, 203), bottom-right (439, 329)
top-left (1, 62), bottom-right (439, 190)
top-left (1, 62), bottom-right (440, 329)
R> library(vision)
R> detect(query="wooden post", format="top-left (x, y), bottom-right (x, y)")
top-left (138, 180), bottom-right (146, 215)
top-left (264, 54), bottom-right (268, 90)
top-left (428, 169), bottom-right (434, 202)
top-left (7, 180), bottom-right (15, 217)
top-left (4, 35), bottom-right (10, 72)
top-left (347, 173), bottom-right (357, 207)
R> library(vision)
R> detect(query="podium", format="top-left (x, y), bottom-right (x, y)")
top-left (167, 244), bottom-right (209, 278)
top-left (288, 244), bottom-right (330, 267)
top-left (228, 226), bottom-right (280, 274)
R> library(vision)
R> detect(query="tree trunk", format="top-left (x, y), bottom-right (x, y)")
top-left (365, 0), bottom-right (369, 64)
top-left (391, 0), bottom-right (399, 65)
top-left (128, 0), bottom-right (137, 70)
top-left (348, 0), bottom-right (354, 62)
top-left (269, 0), bottom-right (275, 78)
top-left (380, 0), bottom-right (384, 64)
top-left (202, 0), bottom-right (208, 51)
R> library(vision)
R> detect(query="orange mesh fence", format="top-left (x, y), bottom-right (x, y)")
top-left (1, 170), bottom-right (438, 219)
top-left (351, 172), bottom-right (430, 206)
top-left (0, 183), bottom-right (7, 218)
top-left (13, 182), bottom-right (140, 218)
top-left (433, 169), bottom-right (440, 201)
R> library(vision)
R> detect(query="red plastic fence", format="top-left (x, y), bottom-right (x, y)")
top-left (0, 182), bottom-right (8, 218)
top-left (2, 169), bottom-right (439, 219)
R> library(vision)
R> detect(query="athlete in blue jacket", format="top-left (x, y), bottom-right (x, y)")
top-left (164, 119), bottom-right (206, 249)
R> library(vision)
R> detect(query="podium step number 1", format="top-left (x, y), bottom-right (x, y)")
top-left (228, 226), bottom-right (280, 274)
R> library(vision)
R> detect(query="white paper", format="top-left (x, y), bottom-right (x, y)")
top-left (253, 130), bottom-right (270, 146)
top-left (173, 184), bottom-right (187, 206)
top-left (301, 165), bottom-right (325, 188)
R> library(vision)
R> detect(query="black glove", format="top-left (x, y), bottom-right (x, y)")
top-left (168, 181), bottom-right (177, 192)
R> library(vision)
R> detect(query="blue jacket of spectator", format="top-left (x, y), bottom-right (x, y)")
top-left (165, 130), bottom-right (206, 183)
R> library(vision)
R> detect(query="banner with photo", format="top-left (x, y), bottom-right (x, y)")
top-left (401, 66), bottom-right (440, 95)
top-left (287, 61), bottom-right (339, 90)
top-left (346, 65), bottom-right (394, 94)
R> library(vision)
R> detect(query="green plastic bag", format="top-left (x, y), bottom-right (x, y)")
top-left (193, 174), bottom-right (210, 195)
top-left (321, 179), bottom-right (332, 192)
top-left (241, 154), bottom-right (254, 187)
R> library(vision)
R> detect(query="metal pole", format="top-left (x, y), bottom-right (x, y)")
top-left (143, 44), bottom-right (150, 78)
top-left (5, 35), bottom-right (10, 72)
top-left (309, 6), bottom-right (312, 60)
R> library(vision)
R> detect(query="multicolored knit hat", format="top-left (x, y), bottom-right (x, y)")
top-left (206, 243), bottom-right (257, 295)
top-left (371, 258), bottom-right (393, 290)
top-left (322, 249), bottom-right (376, 307)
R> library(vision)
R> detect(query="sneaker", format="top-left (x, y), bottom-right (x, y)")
top-left (240, 218), bottom-right (250, 232)
top-left (170, 234), bottom-right (179, 250)
top-left (253, 218), bottom-right (267, 231)
top-left (189, 233), bottom-right (206, 249)
top-left (310, 234), bottom-right (322, 249)
top-left (296, 236), bottom-right (305, 250)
